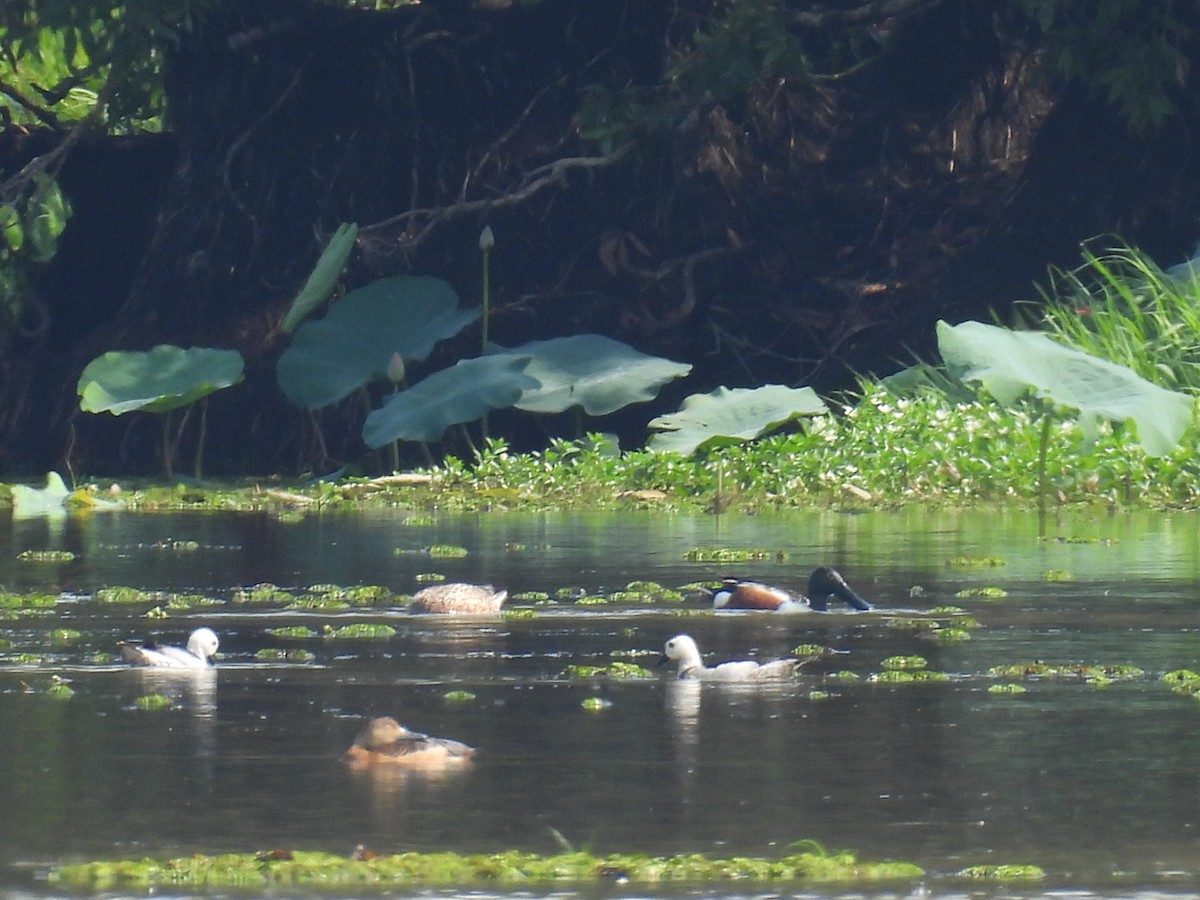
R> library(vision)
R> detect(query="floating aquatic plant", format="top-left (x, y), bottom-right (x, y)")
top-left (426, 545), bottom-right (468, 559)
top-left (881, 656), bottom-right (928, 671)
top-left (266, 626), bottom-right (318, 640)
top-left (134, 694), bottom-right (173, 711)
top-left (444, 690), bottom-right (476, 703)
top-left (988, 683), bottom-right (1028, 695)
top-left (580, 697), bottom-right (612, 711)
top-left (945, 555), bottom-right (1005, 568)
top-left (562, 662), bottom-right (654, 680)
top-left (956, 864), bottom-right (1045, 880)
top-left (954, 587), bottom-right (1009, 598)
top-left (323, 624), bottom-right (397, 640)
top-left (17, 549), bottom-right (75, 562)
top-left (49, 846), bottom-right (923, 889)
top-left (683, 547), bottom-right (787, 562)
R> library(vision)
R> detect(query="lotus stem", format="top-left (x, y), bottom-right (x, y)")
top-left (194, 399), bottom-right (207, 480)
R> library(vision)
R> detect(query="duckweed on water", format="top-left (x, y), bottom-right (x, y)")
top-left (881, 655), bottom-right (928, 670)
top-left (426, 545), bottom-right (469, 559)
top-left (95, 586), bottom-right (164, 605)
top-left (501, 608), bottom-right (537, 620)
top-left (683, 547), bottom-right (788, 562)
top-left (945, 555), bottom-right (1005, 568)
top-left (444, 690), bottom-right (476, 703)
top-left (17, 549), bottom-right (75, 562)
top-left (134, 694), bottom-right (173, 710)
top-left (561, 662), bottom-right (654, 680)
top-left (954, 586), bottom-right (1009, 598)
top-left (1041, 569), bottom-right (1075, 581)
top-left (48, 847), bottom-right (924, 889)
top-left (580, 697), bottom-right (612, 711)
top-left (989, 662), bottom-right (1145, 681)
top-left (988, 683), bottom-right (1028, 695)
top-left (255, 648), bottom-right (316, 663)
top-left (956, 864), bottom-right (1045, 880)
top-left (323, 624), bottom-right (397, 640)
top-left (267, 626), bottom-right (319, 640)
top-left (0, 592), bottom-right (56, 610)
top-left (867, 669), bottom-right (948, 684)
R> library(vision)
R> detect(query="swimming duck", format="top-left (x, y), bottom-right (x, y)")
top-left (407, 582), bottom-right (507, 615)
top-left (118, 627), bottom-right (219, 668)
top-left (660, 634), bottom-right (799, 681)
top-left (712, 566), bottom-right (873, 612)
top-left (343, 716), bottom-right (476, 768)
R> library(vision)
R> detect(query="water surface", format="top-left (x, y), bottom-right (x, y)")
top-left (0, 506), bottom-right (1197, 899)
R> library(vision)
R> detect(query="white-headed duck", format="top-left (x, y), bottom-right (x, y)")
top-left (661, 634), bottom-right (799, 681)
top-left (118, 627), bottom-right (219, 668)
top-left (407, 583), bottom-right (507, 615)
top-left (343, 716), bottom-right (476, 769)
top-left (712, 566), bottom-right (873, 612)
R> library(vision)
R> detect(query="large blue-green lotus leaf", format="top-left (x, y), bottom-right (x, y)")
top-left (488, 335), bottom-right (691, 415)
top-left (278, 276), bottom-right (478, 409)
top-left (280, 222), bottom-right (358, 333)
top-left (363, 355), bottom-right (539, 447)
top-left (647, 384), bottom-right (828, 455)
top-left (78, 346), bottom-right (245, 415)
top-left (936, 320), bottom-right (1193, 457)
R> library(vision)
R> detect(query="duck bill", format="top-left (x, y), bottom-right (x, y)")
top-left (832, 577), bottom-right (873, 611)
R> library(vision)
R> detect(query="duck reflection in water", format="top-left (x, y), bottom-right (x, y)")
top-left (711, 567), bottom-right (873, 612)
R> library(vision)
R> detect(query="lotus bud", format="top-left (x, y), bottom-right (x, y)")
top-left (387, 352), bottom-right (405, 386)
top-left (479, 225), bottom-right (495, 252)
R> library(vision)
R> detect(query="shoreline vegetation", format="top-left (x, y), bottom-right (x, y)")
top-left (7, 379), bottom-right (1199, 515)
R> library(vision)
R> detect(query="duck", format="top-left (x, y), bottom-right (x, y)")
top-left (660, 634), bottom-right (799, 681)
top-left (118, 627), bottom-right (219, 668)
top-left (342, 716), bottom-right (476, 768)
top-left (407, 582), bottom-right (507, 615)
top-left (711, 566), bottom-right (873, 612)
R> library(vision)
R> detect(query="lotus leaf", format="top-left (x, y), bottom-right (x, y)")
top-left (78, 346), bottom-right (245, 415)
top-left (278, 276), bottom-right (478, 409)
top-left (280, 222), bottom-right (358, 333)
top-left (647, 384), bottom-right (828, 455)
top-left (363, 355), bottom-right (539, 447)
top-left (489, 334), bottom-right (691, 415)
top-left (936, 320), bottom-right (1192, 456)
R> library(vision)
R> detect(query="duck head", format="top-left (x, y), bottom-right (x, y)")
top-left (806, 566), bottom-right (873, 612)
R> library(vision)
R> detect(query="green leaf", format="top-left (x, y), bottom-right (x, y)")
top-left (363, 355), bottom-right (539, 446)
top-left (489, 335), bottom-right (692, 416)
top-left (279, 222), bottom-right (358, 333)
top-left (277, 276), bottom-right (478, 409)
top-left (647, 384), bottom-right (828, 455)
top-left (936, 320), bottom-right (1193, 456)
top-left (78, 346), bottom-right (245, 415)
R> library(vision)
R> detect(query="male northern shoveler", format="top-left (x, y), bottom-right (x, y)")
top-left (660, 634), bottom-right (799, 681)
top-left (342, 716), bottom-right (476, 769)
top-left (118, 627), bottom-right (220, 668)
top-left (711, 566), bottom-right (873, 612)
top-left (407, 583), bottom-right (507, 615)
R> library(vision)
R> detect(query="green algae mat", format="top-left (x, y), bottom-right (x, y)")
top-left (50, 847), bottom-right (924, 890)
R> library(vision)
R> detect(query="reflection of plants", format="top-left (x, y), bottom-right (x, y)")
top-left (77, 345), bottom-right (245, 479)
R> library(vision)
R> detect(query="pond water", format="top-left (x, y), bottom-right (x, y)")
top-left (0, 505), bottom-right (1198, 900)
